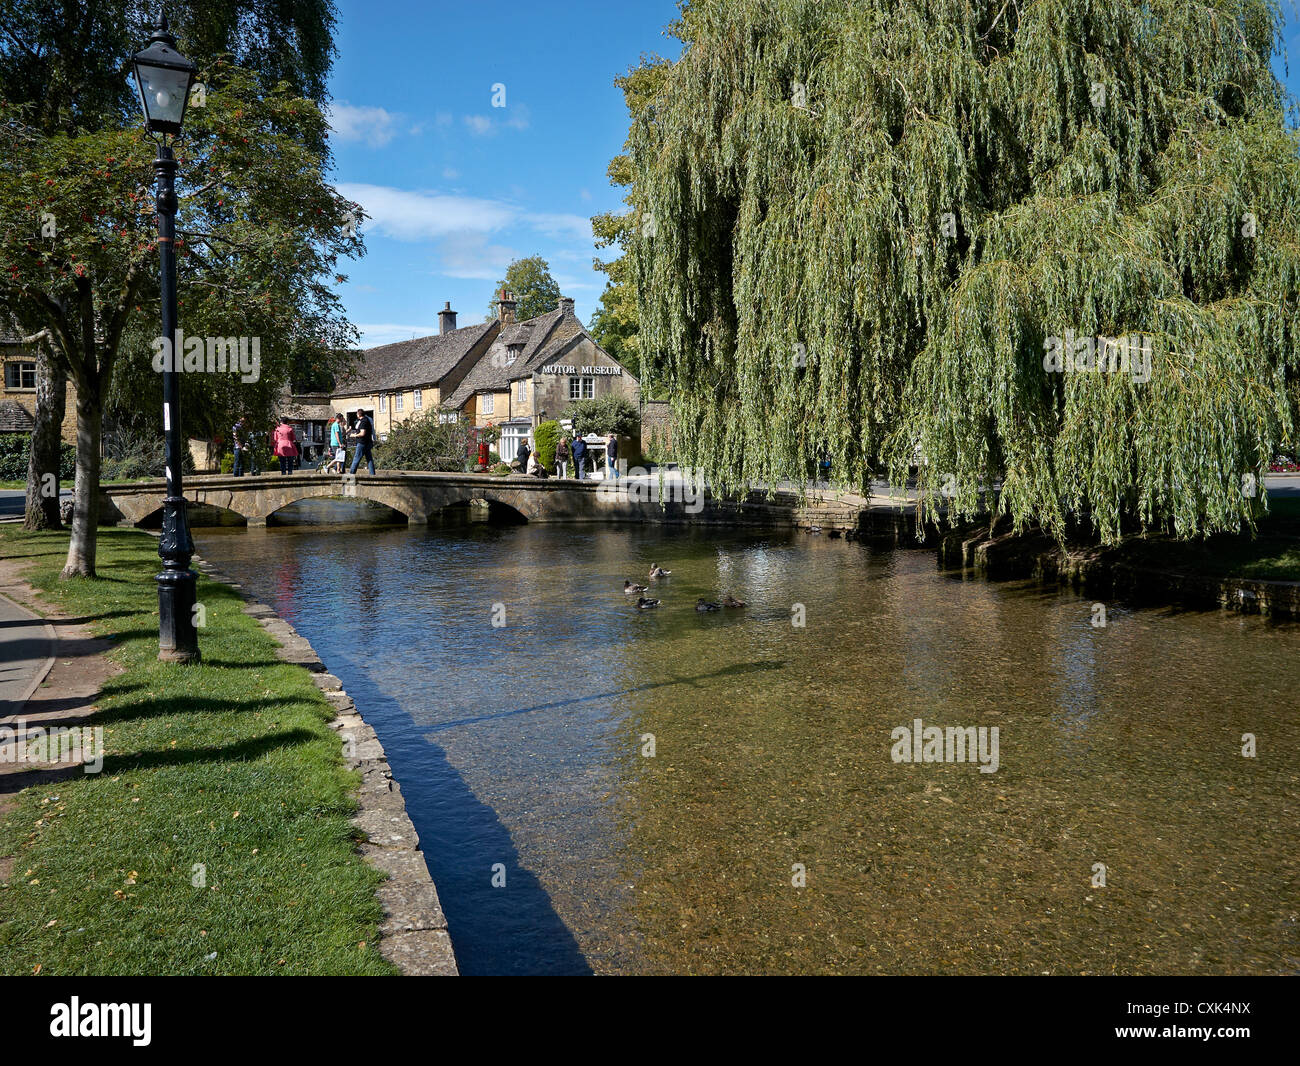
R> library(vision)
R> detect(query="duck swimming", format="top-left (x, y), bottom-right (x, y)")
top-left (720, 595), bottom-right (746, 608)
top-left (624, 580), bottom-right (649, 594)
top-left (696, 598), bottom-right (723, 612)
top-left (649, 564), bottom-right (672, 579)
top-left (636, 597), bottom-right (661, 609)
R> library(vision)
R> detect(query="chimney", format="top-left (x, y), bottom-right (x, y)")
top-left (497, 287), bottom-right (517, 325)
top-left (557, 296), bottom-right (575, 316)
top-left (438, 301), bottom-right (457, 334)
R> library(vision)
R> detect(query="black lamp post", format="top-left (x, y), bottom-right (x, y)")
top-left (132, 15), bottom-right (200, 663)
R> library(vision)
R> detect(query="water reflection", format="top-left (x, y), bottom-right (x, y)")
top-left (195, 514), bottom-right (1300, 975)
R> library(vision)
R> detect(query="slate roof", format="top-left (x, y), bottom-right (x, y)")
top-left (442, 307), bottom-right (576, 409)
top-left (0, 400), bottom-right (35, 433)
top-left (333, 319), bottom-right (497, 396)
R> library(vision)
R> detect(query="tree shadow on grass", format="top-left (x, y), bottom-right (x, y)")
top-left (95, 694), bottom-right (308, 726)
top-left (99, 727), bottom-right (319, 775)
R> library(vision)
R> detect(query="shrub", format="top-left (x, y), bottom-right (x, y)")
top-left (100, 430), bottom-right (195, 481)
top-left (534, 419), bottom-right (560, 470)
top-left (488, 462), bottom-right (512, 477)
top-left (0, 433), bottom-right (76, 482)
top-left (374, 411), bottom-right (471, 471)
top-left (562, 394), bottom-right (638, 438)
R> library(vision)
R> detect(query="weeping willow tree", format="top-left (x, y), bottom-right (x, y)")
top-left (628, 0), bottom-right (1300, 542)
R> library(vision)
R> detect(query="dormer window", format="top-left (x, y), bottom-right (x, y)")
top-left (505, 344), bottom-right (523, 365)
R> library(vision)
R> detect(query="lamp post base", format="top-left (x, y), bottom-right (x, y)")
top-left (157, 567), bottom-right (201, 664)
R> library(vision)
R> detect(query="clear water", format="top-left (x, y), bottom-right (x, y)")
top-left (194, 510), bottom-right (1300, 975)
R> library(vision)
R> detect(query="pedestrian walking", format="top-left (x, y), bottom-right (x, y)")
top-left (606, 431), bottom-right (620, 480)
top-left (273, 418), bottom-right (298, 476)
top-left (349, 409), bottom-right (377, 476)
top-left (231, 418), bottom-right (247, 476)
top-left (326, 414), bottom-right (346, 474)
top-left (556, 435), bottom-right (570, 479)
top-left (571, 434), bottom-right (587, 481)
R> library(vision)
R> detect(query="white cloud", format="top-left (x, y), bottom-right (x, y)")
top-left (439, 232), bottom-right (519, 281)
top-left (530, 212), bottom-right (594, 241)
top-left (355, 323), bottom-right (440, 347)
top-left (442, 166), bottom-right (460, 180)
top-left (337, 183), bottom-right (515, 241)
top-left (327, 102), bottom-right (401, 148)
top-left (337, 184), bottom-right (596, 248)
top-left (464, 114), bottom-right (493, 136)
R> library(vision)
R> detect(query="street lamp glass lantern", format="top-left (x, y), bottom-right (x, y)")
top-left (131, 17), bottom-right (197, 135)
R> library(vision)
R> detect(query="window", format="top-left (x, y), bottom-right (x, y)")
top-left (5, 361), bottom-right (36, 390)
top-left (506, 344), bottom-right (522, 365)
top-left (517, 380), bottom-right (527, 402)
top-left (481, 393), bottom-right (494, 415)
top-left (439, 411), bottom-right (458, 424)
top-left (569, 376), bottom-right (581, 401)
top-left (379, 393), bottom-right (387, 412)
top-left (414, 389), bottom-right (422, 409)
top-left (395, 392), bottom-right (404, 412)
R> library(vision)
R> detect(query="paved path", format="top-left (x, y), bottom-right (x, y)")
top-left (0, 488), bottom-right (73, 521)
top-left (0, 592), bottom-right (55, 715)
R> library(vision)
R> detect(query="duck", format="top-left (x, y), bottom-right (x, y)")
top-left (696, 598), bottom-right (723, 612)
top-left (649, 564), bottom-right (672, 579)
top-left (624, 580), bottom-right (649, 594)
top-left (636, 597), bottom-right (661, 609)
top-left (720, 595), bottom-right (746, 608)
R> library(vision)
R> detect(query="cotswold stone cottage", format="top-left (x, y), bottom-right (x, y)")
top-left (331, 290), bottom-right (639, 463)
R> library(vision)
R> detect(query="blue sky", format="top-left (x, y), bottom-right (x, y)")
top-left (327, 0), bottom-right (682, 347)
top-left (329, 1), bottom-right (1300, 350)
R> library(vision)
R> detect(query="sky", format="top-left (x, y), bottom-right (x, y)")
top-left (328, 1), bottom-right (1300, 350)
top-left (326, 0), bottom-right (683, 348)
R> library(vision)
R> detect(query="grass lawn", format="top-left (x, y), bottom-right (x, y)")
top-left (0, 527), bottom-right (397, 975)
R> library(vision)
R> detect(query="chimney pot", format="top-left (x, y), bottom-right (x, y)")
top-left (497, 287), bottom-right (518, 326)
top-left (558, 296), bottom-right (575, 315)
top-left (438, 301), bottom-right (457, 334)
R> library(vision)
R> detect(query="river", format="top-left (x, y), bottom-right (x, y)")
top-left (194, 504), bottom-right (1300, 975)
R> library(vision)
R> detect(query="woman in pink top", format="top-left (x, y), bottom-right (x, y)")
top-left (272, 418), bottom-right (299, 476)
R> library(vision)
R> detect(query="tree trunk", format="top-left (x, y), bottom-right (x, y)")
top-left (61, 382), bottom-right (101, 579)
top-left (23, 346), bottom-right (66, 530)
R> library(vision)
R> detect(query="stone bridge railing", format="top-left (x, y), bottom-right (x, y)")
top-left (98, 470), bottom-right (820, 529)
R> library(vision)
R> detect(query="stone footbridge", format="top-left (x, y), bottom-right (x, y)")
top-left (98, 470), bottom-right (844, 529)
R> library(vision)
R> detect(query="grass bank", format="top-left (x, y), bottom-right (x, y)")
top-left (0, 527), bottom-right (396, 975)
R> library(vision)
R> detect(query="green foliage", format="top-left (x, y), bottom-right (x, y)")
top-left (0, 433), bottom-right (73, 481)
top-left (374, 410), bottom-right (471, 471)
top-left (488, 462), bottom-right (512, 477)
top-left (628, 0), bottom-right (1300, 543)
top-left (589, 57), bottom-right (673, 391)
top-left (534, 419), bottom-right (560, 469)
top-left (98, 431), bottom-right (195, 481)
top-left (563, 394), bottom-right (639, 438)
top-left (0, 2), bottom-right (337, 140)
top-left (489, 255), bottom-right (562, 322)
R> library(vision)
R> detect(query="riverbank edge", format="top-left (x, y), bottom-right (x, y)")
top-left (189, 550), bottom-right (459, 976)
top-left (931, 521), bottom-right (1300, 618)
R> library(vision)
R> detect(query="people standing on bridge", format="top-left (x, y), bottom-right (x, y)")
top-left (516, 437), bottom-right (531, 473)
top-left (571, 434), bottom-right (587, 481)
top-left (231, 418), bottom-right (247, 477)
top-left (273, 418), bottom-right (299, 476)
top-left (605, 431), bottom-right (619, 480)
top-left (556, 435), bottom-right (570, 478)
top-left (350, 409), bottom-right (377, 476)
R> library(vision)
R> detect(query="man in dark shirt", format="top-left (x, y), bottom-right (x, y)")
top-left (349, 410), bottom-right (377, 475)
top-left (231, 418), bottom-right (247, 476)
